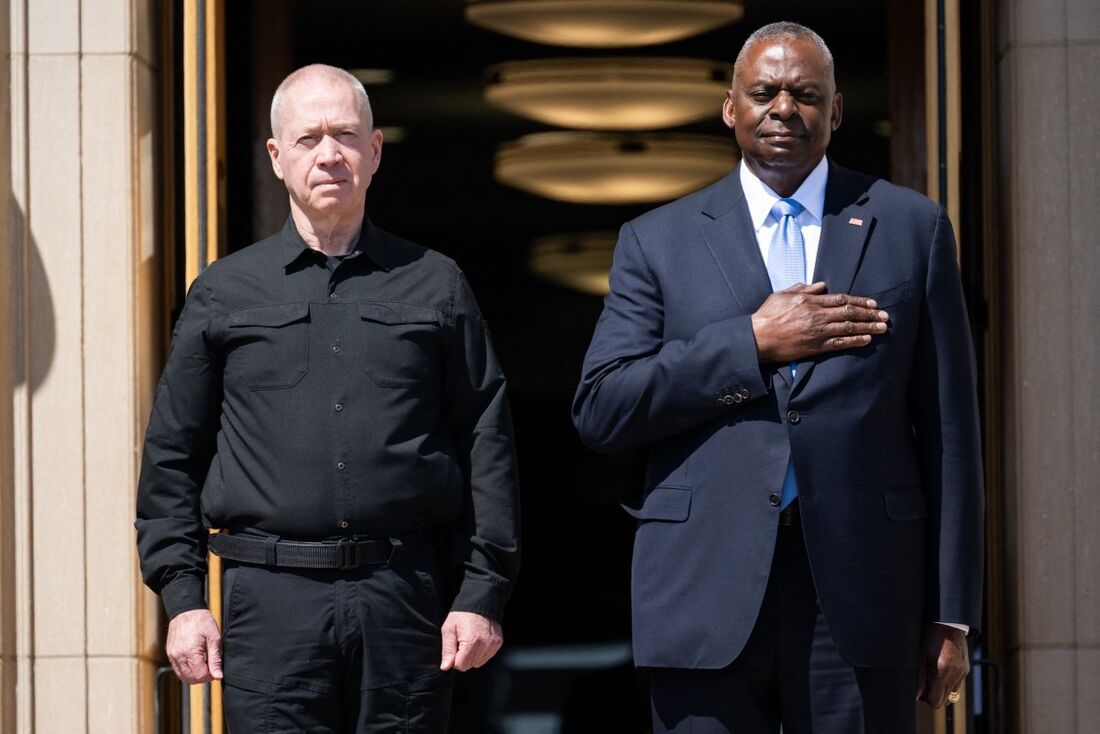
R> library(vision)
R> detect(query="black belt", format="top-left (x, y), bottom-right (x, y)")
top-left (778, 500), bottom-right (801, 527)
top-left (208, 530), bottom-right (437, 570)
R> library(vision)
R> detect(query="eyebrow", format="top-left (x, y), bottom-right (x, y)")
top-left (294, 120), bottom-right (364, 135)
top-left (746, 80), bottom-right (823, 92)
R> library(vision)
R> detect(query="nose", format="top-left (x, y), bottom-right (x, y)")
top-left (315, 134), bottom-right (343, 165)
top-left (770, 90), bottom-right (798, 119)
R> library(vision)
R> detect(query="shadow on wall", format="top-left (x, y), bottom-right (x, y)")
top-left (0, 194), bottom-right (55, 730)
top-left (15, 203), bottom-right (56, 392)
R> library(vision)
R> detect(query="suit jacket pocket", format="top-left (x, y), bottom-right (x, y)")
top-left (867, 279), bottom-right (912, 309)
top-left (884, 486), bottom-right (927, 521)
top-left (622, 485), bottom-right (692, 522)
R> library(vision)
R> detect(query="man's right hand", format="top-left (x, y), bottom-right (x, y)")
top-left (751, 282), bottom-right (889, 364)
top-left (166, 609), bottom-right (223, 684)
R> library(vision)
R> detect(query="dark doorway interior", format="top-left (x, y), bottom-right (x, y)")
top-left (219, 1), bottom-right (898, 729)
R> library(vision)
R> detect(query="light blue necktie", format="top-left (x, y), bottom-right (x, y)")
top-left (766, 198), bottom-right (805, 510)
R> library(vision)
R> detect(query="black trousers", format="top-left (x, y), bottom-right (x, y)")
top-left (221, 553), bottom-right (453, 733)
top-left (649, 516), bottom-right (917, 734)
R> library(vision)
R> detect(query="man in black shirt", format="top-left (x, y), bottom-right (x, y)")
top-left (136, 64), bottom-right (520, 731)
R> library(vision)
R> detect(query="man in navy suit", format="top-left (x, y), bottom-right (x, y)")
top-left (572, 22), bottom-right (983, 733)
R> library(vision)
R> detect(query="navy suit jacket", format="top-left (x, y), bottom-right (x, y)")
top-left (573, 160), bottom-right (984, 671)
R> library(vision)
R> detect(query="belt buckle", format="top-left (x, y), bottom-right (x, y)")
top-left (336, 538), bottom-right (360, 570)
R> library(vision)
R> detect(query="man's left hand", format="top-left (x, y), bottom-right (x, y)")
top-left (439, 611), bottom-right (503, 672)
top-left (916, 623), bottom-right (970, 708)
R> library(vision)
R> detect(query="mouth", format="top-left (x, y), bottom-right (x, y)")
top-left (761, 132), bottom-right (806, 143)
top-left (314, 178), bottom-right (347, 188)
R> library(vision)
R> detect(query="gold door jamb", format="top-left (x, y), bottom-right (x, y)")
top-left (182, 0), bottom-right (226, 732)
top-left (925, 0), bottom-right (962, 237)
top-left (924, 0), bottom-right (967, 732)
top-left (184, 0), bottom-right (226, 287)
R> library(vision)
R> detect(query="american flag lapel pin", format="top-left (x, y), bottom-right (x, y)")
top-left (848, 217), bottom-right (864, 227)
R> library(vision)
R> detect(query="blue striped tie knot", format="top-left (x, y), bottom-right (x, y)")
top-left (772, 197), bottom-right (804, 219)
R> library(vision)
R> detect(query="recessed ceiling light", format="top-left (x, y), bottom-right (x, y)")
top-left (350, 68), bottom-right (395, 86)
top-left (529, 231), bottom-right (618, 294)
top-left (466, 0), bottom-right (744, 48)
top-left (378, 126), bottom-right (407, 144)
top-left (495, 132), bottom-right (737, 204)
top-left (485, 57), bottom-right (730, 130)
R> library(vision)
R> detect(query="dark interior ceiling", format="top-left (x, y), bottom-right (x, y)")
top-left (223, 0), bottom-right (891, 647)
top-left (228, 0), bottom-right (890, 392)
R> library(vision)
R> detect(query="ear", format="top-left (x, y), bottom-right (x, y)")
top-left (368, 128), bottom-right (383, 175)
top-left (722, 90), bottom-right (736, 130)
top-left (831, 92), bottom-right (844, 132)
top-left (266, 138), bottom-right (284, 180)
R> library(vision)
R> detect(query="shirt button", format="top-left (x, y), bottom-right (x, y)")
top-left (337, 462), bottom-right (346, 470)
top-left (769, 493), bottom-right (781, 507)
top-left (787, 410), bottom-right (801, 424)
top-left (333, 344), bottom-right (341, 353)
top-left (335, 403), bottom-right (343, 412)
top-left (340, 520), bottom-right (349, 529)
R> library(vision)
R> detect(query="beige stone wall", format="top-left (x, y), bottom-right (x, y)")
top-left (0, 1), bottom-right (162, 731)
top-left (998, 0), bottom-right (1100, 730)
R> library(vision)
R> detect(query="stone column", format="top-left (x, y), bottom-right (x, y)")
top-left (0, 0), bottom-right (163, 731)
top-left (997, 0), bottom-right (1100, 729)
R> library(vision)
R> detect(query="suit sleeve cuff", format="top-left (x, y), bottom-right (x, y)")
top-left (449, 577), bottom-right (510, 623)
top-left (709, 314), bottom-right (772, 408)
top-left (161, 575), bottom-right (208, 620)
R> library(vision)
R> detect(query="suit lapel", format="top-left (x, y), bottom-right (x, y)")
top-left (793, 161), bottom-right (875, 394)
top-left (699, 167), bottom-right (774, 317)
top-left (699, 169), bottom-right (792, 386)
top-left (811, 162), bottom-right (874, 293)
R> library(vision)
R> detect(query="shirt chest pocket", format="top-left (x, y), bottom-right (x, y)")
top-left (356, 302), bottom-right (443, 388)
top-left (227, 302), bottom-right (310, 390)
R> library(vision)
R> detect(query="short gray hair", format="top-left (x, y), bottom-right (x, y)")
top-left (733, 22), bottom-right (835, 87)
top-left (270, 64), bottom-right (372, 138)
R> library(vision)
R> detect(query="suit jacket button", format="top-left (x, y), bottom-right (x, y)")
top-left (769, 493), bottom-right (781, 507)
top-left (731, 393), bottom-right (743, 404)
top-left (722, 395), bottom-right (735, 405)
top-left (787, 409), bottom-right (801, 424)
top-left (739, 388), bottom-right (750, 399)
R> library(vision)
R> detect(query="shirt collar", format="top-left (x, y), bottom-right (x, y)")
top-left (276, 215), bottom-right (390, 270)
top-left (739, 156), bottom-right (829, 231)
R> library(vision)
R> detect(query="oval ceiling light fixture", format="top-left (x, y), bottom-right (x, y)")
top-left (485, 58), bottom-right (730, 130)
top-left (495, 132), bottom-right (737, 205)
top-left (529, 231), bottom-right (618, 295)
top-left (466, 0), bottom-right (744, 48)
top-left (377, 126), bottom-right (408, 144)
top-left (349, 68), bottom-right (395, 86)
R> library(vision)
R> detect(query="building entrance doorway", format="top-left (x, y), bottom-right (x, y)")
top-left (163, 1), bottom-right (1000, 731)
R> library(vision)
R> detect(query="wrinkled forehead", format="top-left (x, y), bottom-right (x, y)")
top-left (737, 38), bottom-right (834, 88)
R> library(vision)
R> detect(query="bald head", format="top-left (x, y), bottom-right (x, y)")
top-left (733, 22), bottom-right (835, 91)
top-left (270, 64), bottom-right (373, 139)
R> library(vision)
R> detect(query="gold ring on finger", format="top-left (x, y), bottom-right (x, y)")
top-left (947, 690), bottom-right (961, 704)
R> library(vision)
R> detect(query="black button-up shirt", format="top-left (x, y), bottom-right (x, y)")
top-left (136, 218), bottom-right (520, 620)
